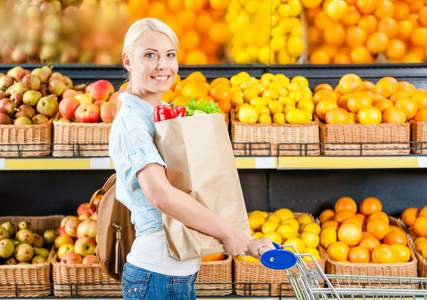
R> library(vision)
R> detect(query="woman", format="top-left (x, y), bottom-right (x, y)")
top-left (109, 18), bottom-right (274, 300)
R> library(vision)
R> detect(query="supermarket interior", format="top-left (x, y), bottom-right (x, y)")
top-left (1, 0), bottom-right (427, 299)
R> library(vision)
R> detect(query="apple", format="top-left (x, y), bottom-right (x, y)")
top-left (14, 243), bottom-right (34, 262)
top-left (23, 90), bottom-right (42, 106)
top-left (76, 218), bottom-right (97, 239)
top-left (57, 243), bottom-right (74, 260)
top-left (58, 226), bottom-right (66, 235)
top-left (0, 239), bottom-right (14, 259)
top-left (31, 114), bottom-right (49, 125)
top-left (78, 212), bottom-right (91, 220)
top-left (75, 103), bottom-right (100, 123)
top-left (42, 228), bottom-right (58, 245)
top-left (1, 222), bottom-right (15, 237)
top-left (89, 79), bottom-right (114, 101)
top-left (90, 212), bottom-right (98, 221)
top-left (75, 93), bottom-right (92, 104)
top-left (64, 216), bottom-right (81, 238)
top-left (60, 252), bottom-right (82, 264)
top-left (108, 91), bottom-right (120, 104)
top-left (74, 236), bottom-right (96, 257)
top-left (60, 215), bottom-right (75, 228)
top-left (33, 247), bottom-right (50, 260)
top-left (0, 226), bottom-right (9, 241)
top-left (62, 89), bottom-right (78, 98)
top-left (31, 255), bottom-right (46, 264)
top-left (93, 99), bottom-right (106, 108)
top-left (77, 202), bottom-right (91, 216)
top-left (32, 233), bottom-right (44, 248)
top-left (14, 116), bottom-right (32, 125)
top-left (85, 82), bottom-right (94, 93)
top-left (59, 96), bottom-right (80, 119)
top-left (36, 96), bottom-right (58, 117)
top-left (57, 117), bottom-right (71, 123)
top-left (15, 229), bottom-right (35, 244)
top-left (54, 233), bottom-right (74, 249)
top-left (100, 102), bottom-right (117, 123)
top-left (82, 254), bottom-right (98, 264)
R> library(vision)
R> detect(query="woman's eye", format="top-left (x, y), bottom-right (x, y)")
top-left (167, 53), bottom-right (176, 58)
top-left (145, 53), bottom-right (155, 58)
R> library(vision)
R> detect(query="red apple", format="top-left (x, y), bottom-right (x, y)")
top-left (78, 212), bottom-right (91, 221)
top-left (93, 100), bottom-right (106, 108)
top-left (100, 102), bottom-right (117, 123)
top-left (108, 91), bottom-right (119, 104)
top-left (59, 97), bottom-right (80, 119)
top-left (77, 202), bottom-right (91, 216)
top-left (76, 218), bottom-right (97, 239)
top-left (58, 226), bottom-right (66, 235)
top-left (62, 89), bottom-right (78, 98)
top-left (74, 236), bottom-right (96, 257)
top-left (61, 252), bottom-right (82, 264)
top-left (89, 79), bottom-right (114, 101)
top-left (82, 254), bottom-right (98, 264)
top-left (85, 82), bottom-right (94, 94)
top-left (60, 215), bottom-right (75, 228)
top-left (74, 103), bottom-right (99, 123)
top-left (64, 216), bottom-right (81, 238)
top-left (54, 233), bottom-right (74, 249)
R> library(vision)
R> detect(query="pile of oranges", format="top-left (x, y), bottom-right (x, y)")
top-left (128, 0), bottom-right (230, 65)
top-left (314, 73), bottom-right (427, 124)
top-left (319, 196), bottom-right (411, 264)
top-left (303, 0), bottom-right (427, 64)
top-left (243, 209), bottom-right (322, 262)
top-left (401, 205), bottom-right (427, 260)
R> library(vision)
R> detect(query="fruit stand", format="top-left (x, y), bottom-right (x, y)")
top-left (1, 0), bottom-right (427, 299)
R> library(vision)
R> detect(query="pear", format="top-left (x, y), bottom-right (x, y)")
top-left (31, 256), bottom-right (46, 264)
top-left (4, 257), bottom-right (18, 265)
top-left (33, 247), bottom-right (49, 260)
top-left (14, 243), bottom-right (33, 262)
top-left (18, 221), bottom-right (33, 232)
top-left (32, 233), bottom-right (44, 248)
top-left (15, 229), bottom-right (34, 244)
top-left (0, 227), bottom-right (9, 241)
top-left (0, 239), bottom-right (14, 259)
top-left (1, 222), bottom-right (15, 237)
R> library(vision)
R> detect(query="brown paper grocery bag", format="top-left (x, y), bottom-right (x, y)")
top-left (154, 113), bottom-right (250, 260)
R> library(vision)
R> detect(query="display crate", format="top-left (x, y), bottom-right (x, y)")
top-left (195, 255), bottom-right (232, 296)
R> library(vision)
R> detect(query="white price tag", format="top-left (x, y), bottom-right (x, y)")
top-left (90, 157), bottom-right (111, 169)
top-left (255, 157), bottom-right (276, 169)
top-left (0, 158), bottom-right (4, 169)
top-left (418, 157), bottom-right (427, 168)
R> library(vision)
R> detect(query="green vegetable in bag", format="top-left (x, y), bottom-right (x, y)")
top-left (184, 98), bottom-right (221, 116)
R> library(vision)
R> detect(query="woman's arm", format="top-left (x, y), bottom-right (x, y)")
top-left (136, 163), bottom-right (252, 256)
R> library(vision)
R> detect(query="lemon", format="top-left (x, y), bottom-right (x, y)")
top-left (257, 113), bottom-right (272, 123)
top-left (248, 211), bottom-right (265, 231)
top-left (252, 231), bottom-right (264, 239)
top-left (278, 4), bottom-right (291, 17)
top-left (277, 224), bottom-right (298, 240)
top-left (258, 46), bottom-right (270, 64)
top-left (300, 231), bottom-right (320, 248)
top-left (291, 76), bottom-right (309, 87)
top-left (266, 214), bottom-right (282, 223)
top-left (297, 98), bottom-right (315, 113)
top-left (303, 110), bottom-right (313, 122)
top-left (231, 92), bottom-right (245, 107)
top-left (275, 208), bottom-right (295, 220)
top-left (271, 26), bottom-right (285, 38)
top-left (252, 84), bottom-right (265, 96)
top-left (261, 221), bottom-right (279, 235)
top-left (237, 255), bottom-right (260, 263)
top-left (250, 97), bottom-right (269, 107)
top-left (263, 89), bottom-right (279, 99)
top-left (286, 109), bottom-right (307, 124)
top-left (280, 218), bottom-right (299, 230)
top-left (230, 75), bottom-right (244, 87)
top-left (243, 88), bottom-right (258, 102)
top-left (256, 105), bottom-right (270, 114)
top-left (251, 210), bottom-right (268, 218)
top-left (237, 72), bottom-right (251, 81)
top-left (273, 74), bottom-right (290, 86)
top-left (233, 51), bottom-right (251, 64)
top-left (263, 232), bottom-right (282, 245)
top-left (266, 82), bottom-right (281, 90)
top-left (246, 45), bottom-right (260, 61)
top-left (239, 105), bottom-right (258, 123)
top-left (279, 96), bottom-right (295, 106)
top-left (277, 50), bottom-right (290, 64)
top-left (279, 88), bottom-right (289, 97)
top-left (268, 100), bottom-right (284, 114)
top-left (289, 91), bottom-right (303, 101)
top-left (302, 247), bottom-right (321, 261)
top-left (300, 0), bottom-right (322, 9)
top-left (239, 81), bottom-right (255, 90)
top-left (271, 36), bottom-right (286, 52)
top-left (250, 228), bottom-right (255, 235)
top-left (278, 17), bottom-right (293, 34)
top-left (287, 83), bottom-right (300, 92)
top-left (320, 227), bottom-right (337, 248)
top-left (301, 222), bottom-right (321, 234)
top-left (297, 213), bottom-right (313, 225)
top-left (284, 237), bottom-right (305, 253)
top-left (273, 112), bottom-right (285, 124)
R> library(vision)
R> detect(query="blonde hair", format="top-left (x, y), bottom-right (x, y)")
top-left (122, 18), bottom-right (179, 92)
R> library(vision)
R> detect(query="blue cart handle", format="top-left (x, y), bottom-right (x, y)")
top-left (260, 242), bottom-right (298, 270)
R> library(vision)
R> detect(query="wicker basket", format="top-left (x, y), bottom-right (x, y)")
top-left (324, 217), bottom-right (418, 278)
top-left (320, 122), bottom-right (410, 155)
top-left (230, 109), bottom-right (320, 156)
top-left (51, 254), bottom-right (122, 297)
top-left (0, 215), bottom-right (63, 297)
top-left (411, 121), bottom-right (427, 154)
top-left (0, 119), bottom-right (53, 157)
top-left (195, 255), bottom-right (232, 296)
top-left (52, 114), bottom-right (111, 157)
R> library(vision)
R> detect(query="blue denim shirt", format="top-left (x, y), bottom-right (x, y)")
top-left (109, 92), bottom-right (166, 236)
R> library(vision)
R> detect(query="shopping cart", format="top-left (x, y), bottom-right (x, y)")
top-left (260, 243), bottom-right (427, 300)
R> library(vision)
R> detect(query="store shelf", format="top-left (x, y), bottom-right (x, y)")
top-left (0, 157), bottom-right (114, 170)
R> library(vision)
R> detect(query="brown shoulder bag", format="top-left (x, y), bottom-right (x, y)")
top-left (89, 173), bottom-right (136, 282)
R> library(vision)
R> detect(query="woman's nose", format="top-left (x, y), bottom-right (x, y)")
top-left (157, 57), bottom-right (168, 70)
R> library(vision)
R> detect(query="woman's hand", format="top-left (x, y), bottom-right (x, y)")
top-left (246, 237), bottom-right (276, 260)
top-left (221, 224), bottom-right (253, 256)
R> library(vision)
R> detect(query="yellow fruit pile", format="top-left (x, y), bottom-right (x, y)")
top-left (319, 196), bottom-right (411, 264)
top-left (401, 205), bottom-right (427, 260)
top-left (230, 72), bottom-right (315, 124)
top-left (128, 0), bottom-right (230, 65)
top-left (303, 0), bottom-right (427, 64)
top-left (226, 0), bottom-right (304, 64)
top-left (314, 73), bottom-right (427, 124)
top-left (242, 208), bottom-right (322, 263)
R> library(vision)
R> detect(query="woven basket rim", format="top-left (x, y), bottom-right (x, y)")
top-left (0, 117), bottom-right (53, 129)
top-left (0, 245), bottom-right (55, 270)
top-left (200, 255), bottom-right (231, 265)
top-left (320, 121), bottom-right (411, 128)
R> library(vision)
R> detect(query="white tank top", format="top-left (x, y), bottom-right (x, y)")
top-left (126, 230), bottom-right (201, 276)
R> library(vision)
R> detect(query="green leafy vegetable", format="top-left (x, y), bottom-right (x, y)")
top-left (184, 98), bottom-right (221, 116)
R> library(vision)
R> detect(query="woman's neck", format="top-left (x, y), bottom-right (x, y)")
top-left (131, 90), bottom-right (162, 108)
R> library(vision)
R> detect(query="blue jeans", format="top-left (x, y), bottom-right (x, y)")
top-left (121, 262), bottom-right (198, 300)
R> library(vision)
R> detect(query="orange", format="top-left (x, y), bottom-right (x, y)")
top-left (338, 94), bottom-right (351, 111)
top-left (324, 24), bottom-right (346, 45)
top-left (367, 211), bottom-right (389, 224)
top-left (374, 77), bottom-right (398, 98)
top-left (349, 246), bottom-right (371, 263)
top-left (373, 99), bottom-right (394, 112)
top-left (347, 92), bottom-right (372, 113)
top-left (388, 225), bottom-right (401, 233)
top-left (413, 91), bottom-right (427, 109)
top-left (315, 99), bottom-right (338, 121)
top-left (377, 17), bottom-right (398, 38)
top-left (181, 30), bottom-right (200, 50)
top-left (420, 206), bottom-right (427, 217)
top-left (361, 81), bottom-right (376, 92)
top-left (393, 1), bottom-right (410, 20)
top-left (417, 240), bottom-right (427, 253)
top-left (384, 230), bottom-right (408, 246)
top-left (395, 97), bottom-right (418, 120)
top-left (313, 90), bottom-right (338, 105)
top-left (356, 0), bottom-right (377, 14)
top-left (366, 32), bottom-right (389, 54)
top-left (173, 96), bottom-right (191, 106)
top-left (382, 106), bottom-right (406, 123)
top-left (186, 71), bottom-right (207, 83)
top-left (332, 54), bottom-right (351, 64)
top-left (210, 84), bottom-right (232, 102)
top-left (174, 79), bottom-right (189, 95)
top-left (314, 84), bottom-right (334, 93)
top-left (335, 210), bottom-right (356, 223)
top-left (355, 213), bottom-right (367, 226)
top-left (410, 27), bottom-right (427, 46)
top-left (396, 20), bottom-right (414, 40)
top-left (345, 26), bottom-right (367, 48)
top-left (338, 223), bottom-right (362, 246)
top-left (217, 99), bottom-right (231, 113)
top-left (181, 83), bottom-right (208, 99)
top-left (414, 109), bottom-right (427, 122)
top-left (419, 7), bottom-right (427, 27)
top-left (341, 5), bottom-right (362, 27)
top-left (372, 244), bottom-right (397, 263)
top-left (201, 253), bottom-right (225, 262)
top-left (310, 49), bottom-right (330, 64)
top-left (170, 74), bottom-right (181, 91)
top-left (391, 244), bottom-right (411, 262)
top-left (319, 209), bottom-right (336, 224)
top-left (186, 50), bottom-right (207, 65)
top-left (350, 45), bottom-right (374, 63)
top-left (358, 236), bottom-right (381, 253)
top-left (415, 237), bottom-right (427, 247)
top-left (361, 231), bottom-right (374, 239)
top-left (374, 0), bottom-right (394, 20)
top-left (184, 0), bottom-right (204, 12)
top-left (366, 218), bottom-right (389, 240)
top-left (162, 90), bottom-right (177, 104)
top-left (325, 108), bottom-right (350, 124)
top-left (197, 95), bottom-right (215, 103)
top-left (322, 220), bottom-right (340, 231)
top-left (209, 22), bottom-right (230, 44)
top-left (357, 106), bottom-right (382, 124)
top-left (401, 207), bottom-right (420, 227)
top-left (358, 15), bottom-right (378, 35)
top-left (335, 196), bottom-right (358, 214)
top-left (359, 197), bottom-right (382, 216)
top-left (338, 74), bottom-right (362, 94)
top-left (413, 216), bottom-right (427, 237)
top-left (177, 10), bottom-right (197, 30)
top-left (385, 39), bottom-right (406, 60)
top-left (389, 90), bottom-right (411, 103)
top-left (327, 241), bottom-right (350, 261)
top-left (325, 0), bottom-right (349, 21)
top-left (209, 0), bottom-right (228, 10)
top-left (210, 77), bottom-right (231, 88)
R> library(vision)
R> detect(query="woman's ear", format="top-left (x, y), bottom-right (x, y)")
top-left (123, 52), bottom-right (132, 72)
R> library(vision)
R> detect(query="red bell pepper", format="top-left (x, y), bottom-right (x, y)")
top-left (154, 104), bottom-right (186, 123)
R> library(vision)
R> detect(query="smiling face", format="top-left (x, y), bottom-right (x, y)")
top-left (123, 30), bottom-right (178, 104)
